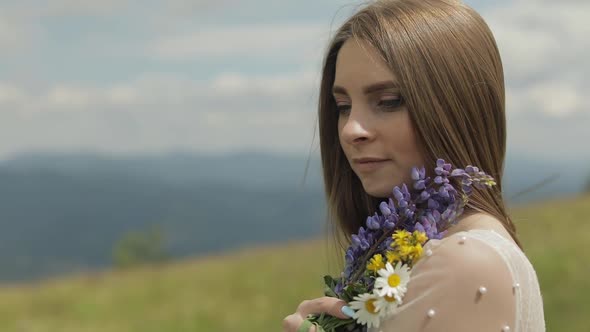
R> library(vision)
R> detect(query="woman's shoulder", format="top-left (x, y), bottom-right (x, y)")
top-left (419, 227), bottom-right (531, 305)
top-left (377, 230), bottom-right (518, 331)
top-left (419, 229), bottom-right (519, 299)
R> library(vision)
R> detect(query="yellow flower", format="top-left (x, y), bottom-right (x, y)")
top-left (398, 244), bottom-right (414, 260)
top-left (385, 250), bottom-right (401, 264)
top-left (410, 243), bottom-right (423, 261)
top-left (460, 193), bottom-right (469, 205)
top-left (392, 230), bottom-right (411, 247)
top-left (485, 179), bottom-right (497, 187)
top-left (413, 230), bottom-right (428, 245)
top-left (367, 253), bottom-right (385, 273)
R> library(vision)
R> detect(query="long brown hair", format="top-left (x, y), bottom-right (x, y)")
top-left (316, 0), bottom-right (522, 259)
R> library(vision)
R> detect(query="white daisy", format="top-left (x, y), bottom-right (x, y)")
top-left (374, 293), bottom-right (402, 317)
top-left (348, 291), bottom-right (382, 328)
top-left (374, 261), bottom-right (411, 298)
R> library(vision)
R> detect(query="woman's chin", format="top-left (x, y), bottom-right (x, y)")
top-left (363, 185), bottom-right (393, 199)
top-left (361, 179), bottom-right (406, 199)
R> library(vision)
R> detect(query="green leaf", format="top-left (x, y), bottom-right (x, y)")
top-left (324, 285), bottom-right (338, 298)
top-left (308, 313), bottom-right (357, 332)
top-left (323, 275), bottom-right (337, 288)
top-left (314, 324), bottom-right (326, 332)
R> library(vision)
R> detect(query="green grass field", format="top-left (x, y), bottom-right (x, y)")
top-left (1, 194), bottom-right (588, 331)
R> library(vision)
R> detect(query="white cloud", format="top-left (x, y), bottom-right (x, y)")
top-left (45, 85), bottom-right (98, 109)
top-left (0, 15), bottom-right (42, 54)
top-left (484, 0), bottom-right (589, 117)
top-left (41, 0), bottom-right (130, 16)
top-left (0, 71), bottom-right (321, 158)
top-left (149, 23), bottom-right (330, 62)
top-left (209, 70), bottom-right (318, 100)
top-left (507, 110), bottom-right (590, 159)
top-left (0, 83), bottom-right (26, 104)
top-left (526, 81), bottom-right (585, 117)
top-left (0, 0), bottom-right (587, 160)
top-left (161, 0), bottom-right (237, 15)
top-left (507, 79), bottom-right (588, 118)
top-left (0, 1), bottom-right (131, 18)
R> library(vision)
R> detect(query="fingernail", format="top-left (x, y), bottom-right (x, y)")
top-left (341, 305), bottom-right (355, 318)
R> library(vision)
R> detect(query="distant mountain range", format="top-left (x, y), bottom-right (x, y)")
top-left (0, 150), bottom-right (587, 283)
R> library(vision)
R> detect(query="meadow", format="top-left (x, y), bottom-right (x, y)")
top-left (0, 194), bottom-right (588, 331)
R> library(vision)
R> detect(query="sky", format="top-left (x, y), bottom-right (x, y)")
top-left (0, 0), bottom-right (588, 161)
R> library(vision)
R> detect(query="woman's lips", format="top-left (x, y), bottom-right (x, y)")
top-left (354, 159), bottom-right (390, 172)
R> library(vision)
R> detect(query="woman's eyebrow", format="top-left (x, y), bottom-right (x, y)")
top-left (332, 80), bottom-right (400, 95)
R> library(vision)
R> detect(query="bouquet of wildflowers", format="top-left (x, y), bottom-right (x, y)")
top-left (306, 159), bottom-right (496, 331)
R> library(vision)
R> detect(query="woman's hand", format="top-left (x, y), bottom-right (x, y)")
top-left (281, 296), bottom-right (355, 332)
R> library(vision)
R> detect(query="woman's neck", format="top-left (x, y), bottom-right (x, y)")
top-left (444, 210), bottom-right (515, 245)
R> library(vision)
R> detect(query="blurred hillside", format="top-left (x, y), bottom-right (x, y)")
top-left (0, 151), bottom-right (587, 282)
top-left (0, 194), bottom-right (588, 332)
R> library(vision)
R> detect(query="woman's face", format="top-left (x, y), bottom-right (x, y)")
top-left (334, 38), bottom-right (425, 198)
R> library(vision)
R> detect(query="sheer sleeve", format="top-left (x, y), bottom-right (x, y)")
top-left (375, 232), bottom-right (517, 332)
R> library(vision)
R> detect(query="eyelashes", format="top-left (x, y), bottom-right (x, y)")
top-left (335, 96), bottom-right (405, 115)
top-left (379, 97), bottom-right (404, 109)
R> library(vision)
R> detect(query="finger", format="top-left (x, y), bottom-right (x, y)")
top-left (282, 313), bottom-right (303, 332)
top-left (296, 296), bottom-right (352, 320)
top-left (282, 313), bottom-right (319, 332)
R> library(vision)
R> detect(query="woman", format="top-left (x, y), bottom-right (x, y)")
top-left (282, 0), bottom-right (546, 331)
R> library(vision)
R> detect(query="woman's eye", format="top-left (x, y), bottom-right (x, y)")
top-left (378, 97), bottom-right (404, 110)
top-left (336, 104), bottom-right (351, 114)
top-left (335, 97), bottom-right (403, 115)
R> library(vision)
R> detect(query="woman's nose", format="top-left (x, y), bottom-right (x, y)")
top-left (340, 108), bottom-right (374, 145)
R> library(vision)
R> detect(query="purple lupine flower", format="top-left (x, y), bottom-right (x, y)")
top-left (343, 265), bottom-right (353, 279)
top-left (435, 159), bottom-right (452, 176)
top-left (411, 167), bottom-right (421, 181)
top-left (462, 185), bottom-right (472, 195)
top-left (433, 229), bottom-right (448, 240)
top-left (451, 168), bottom-right (466, 177)
top-left (401, 183), bottom-right (411, 200)
top-left (366, 232), bottom-right (375, 246)
top-left (427, 209), bottom-right (441, 224)
top-left (411, 166), bottom-right (428, 191)
top-left (383, 219), bottom-right (395, 230)
top-left (465, 165), bottom-right (479, 175)
top-left (428, 198), bottom-right (440, 210)
top-left (413, 221), bottom-right (426, 233)
top-left (419, 166), bottom-right (426, 179)
top-left (323, 159), bottom-right (498, 332)
top-left (439, 185), bottom-right (449, 198)
top-left (358, 226), bottom-right (366, 239)
top-left (377, 236), bottom-right (394, 251)
top-left (338, 158), bottom-right (495, 289)
top-left (389, 197), bottom-right (397, 207)
top-left (414, 179), bottom-right (426, 190)
top-left (345, 249), bottom-right (355, 264)
top-left (334, 281), bottom-right (344, 296)
top-left (351, 234), bottom-right (362, 249)
top-left (414, 215), bottom-right (438, 239)
top-left (441, 205), bottom-right (453, 221)
top-left (418, 189), bottom-right (430, 202)
top-left (462, 177), bottom-right (473, 186)
top-left (393, 186), bottom-right (404, 201)
top-left (366, 215), bottom-right (380, 230)
top-left (379, 201), bottom-right (392, 216)
top-left (360, 238), bottom-right (370, 251)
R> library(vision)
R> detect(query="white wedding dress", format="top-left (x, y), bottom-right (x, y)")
top-left (369, 229), bottom-right (546, 332)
